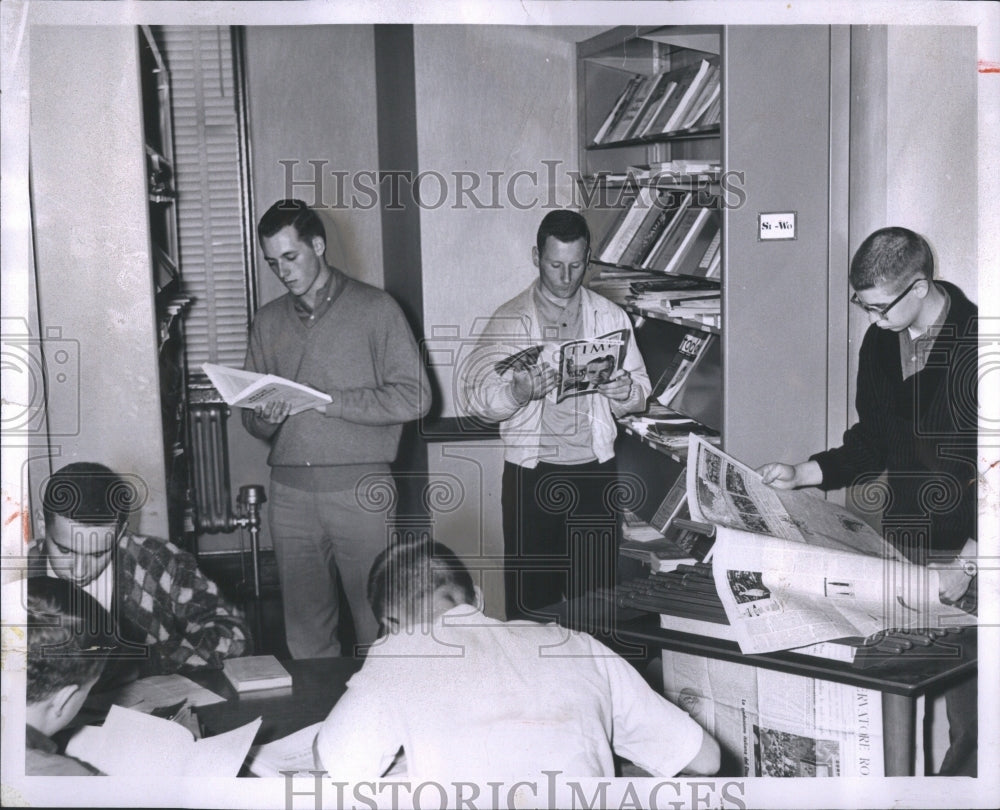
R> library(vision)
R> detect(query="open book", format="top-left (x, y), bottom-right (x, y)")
top-left (685, 434), bottom-right (976, 655)
top-left (493, 329), bottom-right (630, 404)
top-left (65, 704), bottom-right (261, 777)
top-left (203, 363), bottom-right (331, 415)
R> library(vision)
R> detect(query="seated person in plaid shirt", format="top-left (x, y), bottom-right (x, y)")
top-left (30, 461), bottom-right (250, 674)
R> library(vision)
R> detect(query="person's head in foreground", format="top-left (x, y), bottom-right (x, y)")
top-left (367, 537), bottom-right (481, 635)
top-left (848, 226), bottom-right (942, 333)
top-left (27, 576), bottom-right (112, 739)
top-left (312, 538), bottom-right (721, 781)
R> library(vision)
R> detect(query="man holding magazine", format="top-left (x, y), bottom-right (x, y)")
top-left (461, 209), bottom-right (650, 621)
top-left (242, 199), bottom-right (430, 659)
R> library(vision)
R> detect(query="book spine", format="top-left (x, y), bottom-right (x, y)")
top-left (661, 61), bottom-right (711, 133)
top-left (593, 75), bottom-right (643, 145)
top-left (606, 73), bottom-right (659, 143)
top-left (598, 186), bottom-right (659, 264)
top-left (644, 205), bottom-right (700, 273)
top-left (666, 210), bottom-right (721, 278)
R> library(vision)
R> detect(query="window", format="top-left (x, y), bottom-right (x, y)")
top-left (158, 26), bottom-right (256, 375)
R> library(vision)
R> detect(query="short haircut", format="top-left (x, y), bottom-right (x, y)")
top-left (587, 355), bottom-right (615, 368)
top-left (367, 539), bottom-right (476, 625)
top-left (42, 462), bottom-right (138, 532)
top-left (536, 209), bottom-right (591, 255)
top-left (257, 199), bottom-right (326, 245)
top-left (849, 227), bottom-right (934, 291)
top-left (27, 577), bottom-right (112, 704)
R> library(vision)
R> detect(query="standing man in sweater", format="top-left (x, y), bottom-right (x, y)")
top-left (243, 199), bottom-right (431, 658)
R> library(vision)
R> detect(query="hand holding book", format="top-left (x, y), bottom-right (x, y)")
top-left (203, 363), bottom-right (332, 416)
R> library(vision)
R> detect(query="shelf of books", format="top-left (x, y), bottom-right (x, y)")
top-left (579, 26), bottom-right (723, 460)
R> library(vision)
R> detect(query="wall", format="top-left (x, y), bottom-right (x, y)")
top-left (30, 26), bottom-right (168, 537)
top-left (848, 26), bottom-right (978, 418)
top-left (415, 26), bottom-right (587, 616)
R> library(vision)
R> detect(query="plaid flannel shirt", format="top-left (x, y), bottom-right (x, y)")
top-left (30, 533), bottom-right (250, 672)
top-left (115, 533), bottom-right (250, 671)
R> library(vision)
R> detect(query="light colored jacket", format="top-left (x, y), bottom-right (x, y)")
top-left (460, 282), bottom-right (650, 467)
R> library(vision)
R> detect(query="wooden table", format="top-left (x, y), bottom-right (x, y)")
top-left (555, 600), bottom-right (977, 777)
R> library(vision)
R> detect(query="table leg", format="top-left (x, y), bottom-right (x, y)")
top-left (882, 692), bottom-right (915, 776)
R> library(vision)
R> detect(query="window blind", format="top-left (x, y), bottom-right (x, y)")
top-left (160, 26), bottom-right (251, 372)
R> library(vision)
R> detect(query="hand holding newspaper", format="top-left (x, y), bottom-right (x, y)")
top-left (203, 363), bottom-right (331, 415)
top-left (685, 434), bottom-right (975, 655)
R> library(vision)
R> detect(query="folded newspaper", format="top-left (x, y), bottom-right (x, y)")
top-left (685, 434), bottom-right (976, 655)
top-left (493, 329), bottom-right (630, 403)
top-left (203, 363), bottom-right (331, 415)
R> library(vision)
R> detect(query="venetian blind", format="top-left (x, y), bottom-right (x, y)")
top-left (161, 26), bottom-right (251, 371)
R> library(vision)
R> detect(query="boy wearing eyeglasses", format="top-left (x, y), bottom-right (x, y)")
top-left (30, 461), bottom-right (250, 675)
top-left (758, 226), bottom-right (978, 776)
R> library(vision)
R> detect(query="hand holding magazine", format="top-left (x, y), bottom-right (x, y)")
top-left (493, 329), bottom-right (631, 403)
top-left (203, 363), bottom-right (332, 415)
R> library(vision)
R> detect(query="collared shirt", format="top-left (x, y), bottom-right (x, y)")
top-left (315, 605), bottom-right (705, 781)
top-left (532, 283), bottom-right (596, 464)
top-left (48, 557), bottom-right (114, 613)
top-left (292, 268), bottom-right (344, 325)
top-left (900, 284), bottom-right (951, 380)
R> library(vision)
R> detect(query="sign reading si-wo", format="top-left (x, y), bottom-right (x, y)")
top-left (758, 211), bottom-right (797, 241)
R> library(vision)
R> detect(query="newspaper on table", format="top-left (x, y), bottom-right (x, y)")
top-left (662, 650), bottom-right (883, 777)
top-left (685, 434), bottom-right (976, 655)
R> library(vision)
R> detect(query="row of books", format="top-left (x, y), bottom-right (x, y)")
top-left (595, 187), bottom-right (721, 278)
top-left (592, 57), bottom-right (720, 146)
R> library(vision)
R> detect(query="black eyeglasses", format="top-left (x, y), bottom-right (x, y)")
top-left (850, 278), bottom-right (922, 318)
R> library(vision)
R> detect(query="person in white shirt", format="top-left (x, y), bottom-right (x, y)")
top-left (459, 210), bottom-right (651, 621)
top-left (315, 538), bottom-right (720, 782)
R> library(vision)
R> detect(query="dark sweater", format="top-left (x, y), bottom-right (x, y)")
top-left (243, 273), bottom-right (431, 469)
top-left (811, 281), bottom-right (978, 564)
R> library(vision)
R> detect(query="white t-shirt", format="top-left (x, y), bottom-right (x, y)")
top-left (315, 605), bottom-right (704, 781)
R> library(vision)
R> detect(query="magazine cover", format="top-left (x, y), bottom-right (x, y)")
top-left (491, 329), bottom-right (630, 403)
top-left (556, 329), bottom-right (630, 402)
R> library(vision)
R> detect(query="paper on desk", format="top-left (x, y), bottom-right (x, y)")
top-left (246, 722), bottom-right (323, 777)
top-left (66, 704), bottom-right (261, 777)
top-left (686, 435), bottom-right (976, 655)
top-left (91, 673), bottom-right (226, 714)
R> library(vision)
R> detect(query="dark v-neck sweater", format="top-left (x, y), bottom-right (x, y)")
top-left (811, 281), bottom-right (978, 563)
top-left (242, 273), bottom-right (430, 474)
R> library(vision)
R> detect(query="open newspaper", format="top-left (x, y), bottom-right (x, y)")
top-left (65, 704), bottom-right (260, 777)
top-left (685, 434), bottom-right (976, 655)
top-left (663, 650), bottom-right (883, 777)
top-left (493, 329), bottom-right (630, 403)
top-left (203, 362), bottom-right (331, 415)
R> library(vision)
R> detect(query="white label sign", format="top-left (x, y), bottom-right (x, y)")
top-left (758, 211), bottom-right (797, 241)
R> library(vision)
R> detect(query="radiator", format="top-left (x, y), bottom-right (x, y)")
top-left (188, 402), bottom-right (234, 533)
